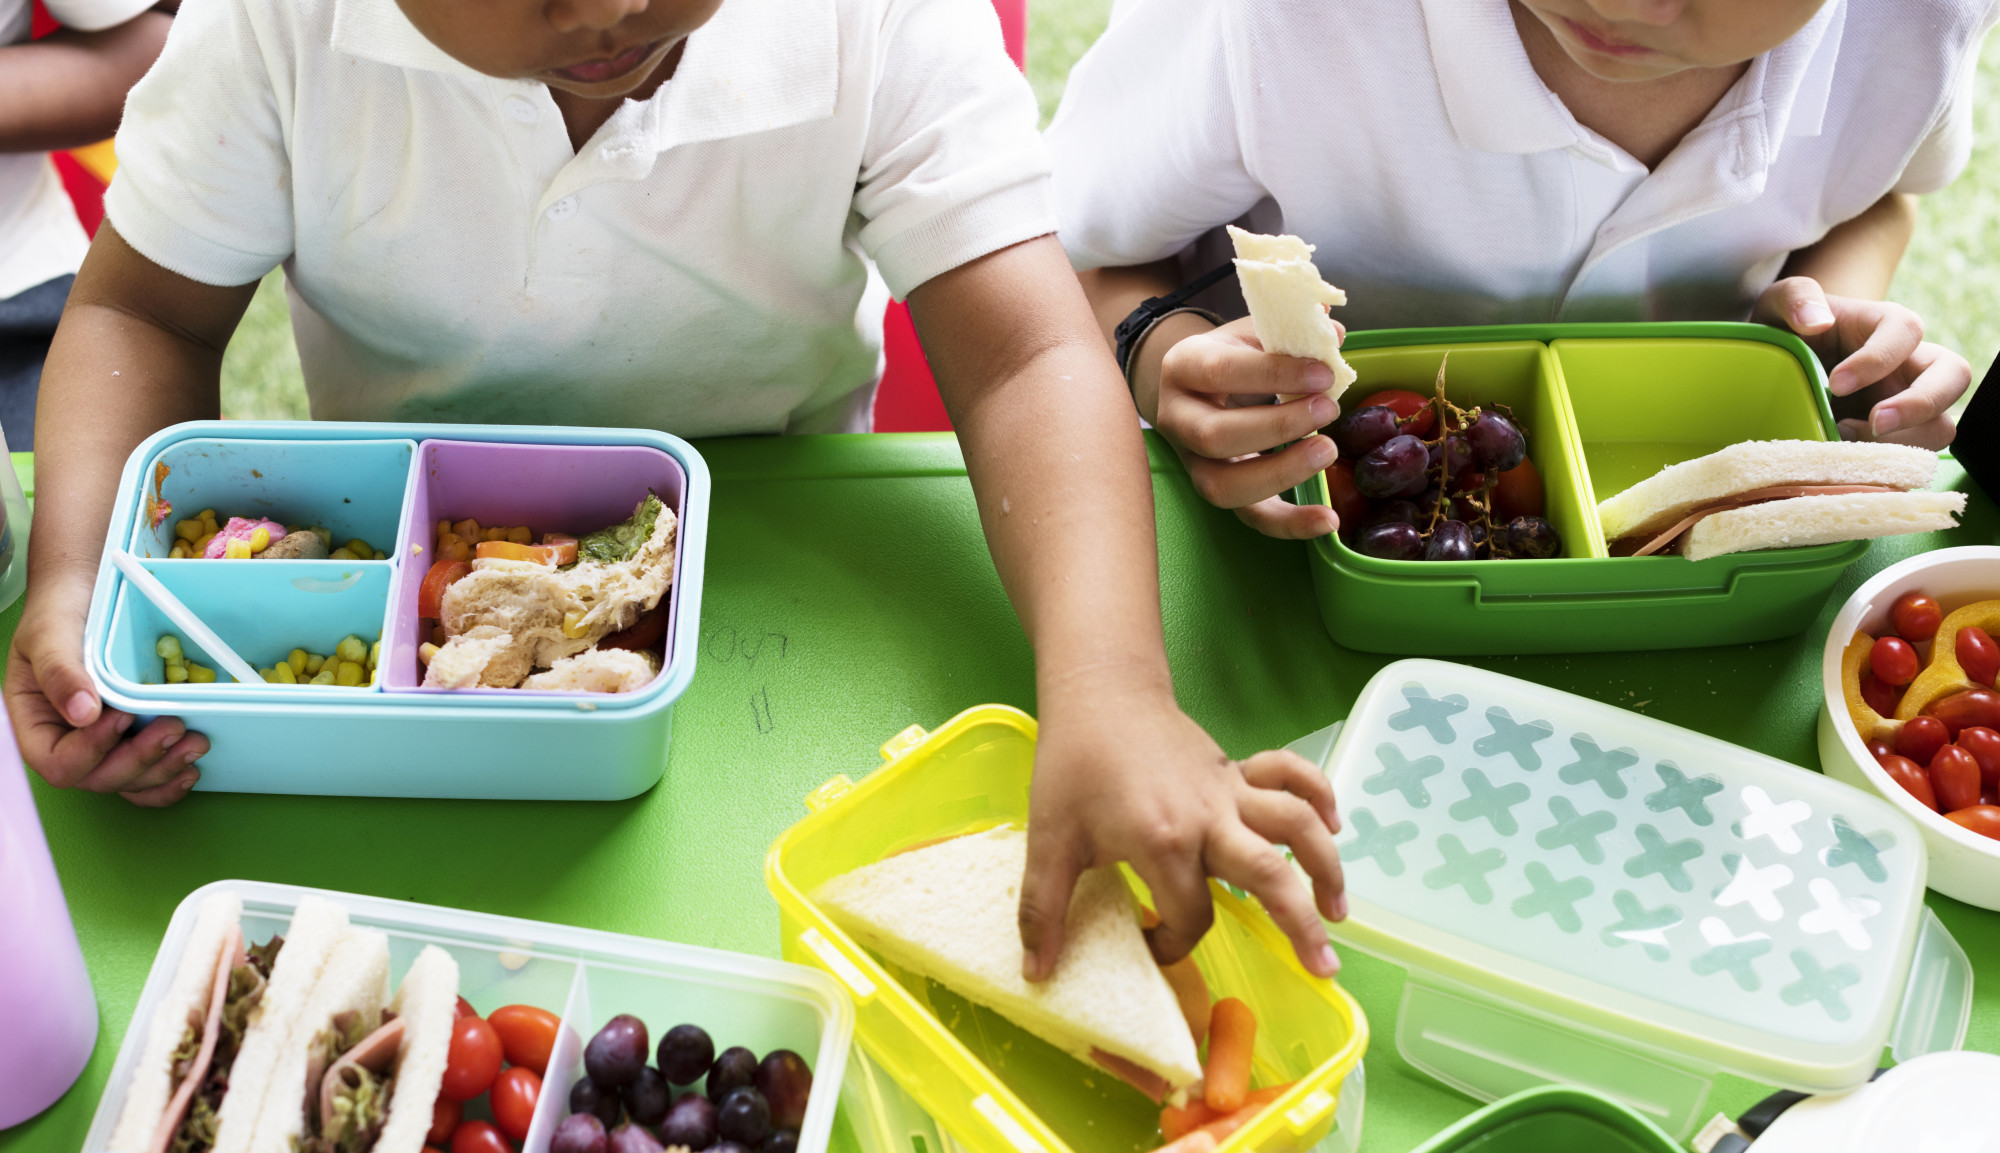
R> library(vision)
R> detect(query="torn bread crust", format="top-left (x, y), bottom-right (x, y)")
top-left (1226, 225), bottom-right (1356, 399)
top-left (1611, 485), bottom-right (1900, 556)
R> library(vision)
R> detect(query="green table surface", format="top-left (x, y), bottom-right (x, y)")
top-left (3, 433), bottom-right (1996, 1153)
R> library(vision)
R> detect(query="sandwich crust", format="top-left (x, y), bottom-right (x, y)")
top-left (109, 894), bottom-right (243, 1153)
top-left (1597, 440), bottom-right (1939, 543)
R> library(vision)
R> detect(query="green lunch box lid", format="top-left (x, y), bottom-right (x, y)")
top-left (1298, 660), bottom-right (1972, 1136)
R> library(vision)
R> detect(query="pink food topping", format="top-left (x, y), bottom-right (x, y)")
top-left (201, 517), bottom-right (288, 559)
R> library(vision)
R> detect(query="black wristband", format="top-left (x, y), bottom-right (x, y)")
top-left (1112, 261), bottom-right (1236, 377)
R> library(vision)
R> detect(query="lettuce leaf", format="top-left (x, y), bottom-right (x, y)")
top-left (574, 493), bottom-right (663, 566)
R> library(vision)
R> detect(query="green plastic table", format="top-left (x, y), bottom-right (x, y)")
top-left (2, 434), bottom-right (1995, 1153)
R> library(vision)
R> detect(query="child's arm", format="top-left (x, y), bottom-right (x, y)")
top-left (1752, 192), bottom-right (1969, 447)
top-left (910, 234), bottom-right (1346, 979)
top-left (0, 12), bottom-right (170, 152)
top-left (6, 224), bottom-right (255, 804)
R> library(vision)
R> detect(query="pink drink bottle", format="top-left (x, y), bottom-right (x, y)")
top-left (0, 700), bottom-right (97, 1127)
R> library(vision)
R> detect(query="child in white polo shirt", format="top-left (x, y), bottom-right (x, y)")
top-left (10, 0), bottom-right (1350, 981)
top-left (1051, 0), bottom-right (1993, 537)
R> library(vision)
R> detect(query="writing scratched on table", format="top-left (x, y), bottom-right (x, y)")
top-left (704, 624), bottom-right (791, 734)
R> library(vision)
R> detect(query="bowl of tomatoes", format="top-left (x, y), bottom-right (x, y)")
top-left (1819, 545), bottom-right (2000, 910)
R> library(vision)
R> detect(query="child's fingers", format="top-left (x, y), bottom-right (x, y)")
top-left (1205, 823), bottom-right (1339, 977)
top-left (75, 717), bottom-right (190, 794)
top-left (1180, 436), bottom-right (1336, 511)
top-left (1159, 389), bottom-right (1336, 463)
top-left (1238, 789), bottom-right (1346, 922)
top-left (122, 769), bottom-right (200, 809)
top-left (1753, 276), bottom-right (1836, 337)
top-left (1867, 342), bottom-right (1970, 442)
top-left (1233, 497), bottom-right (1341, 540)
top-left (1019, 823), bottom-right (1087, 981)
top-left (93, 727), bottom-right (207, 797)
top-left (1137, 852), bottom-right (1218, 969)
top-left (1827, 304), bottom-right (1925, 396)
top-left (1239, 749), bottom-right (1340, 833)
top-left (1167, 326), bottom-right (1336, 403)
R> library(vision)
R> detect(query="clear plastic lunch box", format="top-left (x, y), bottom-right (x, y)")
top-left (1288, 660), bottom-right (1972, 1140)
top-left (78, 881), bottom-right (853, 1153)
top-left (766, 706), bottom-right (1369, 1153)
top-left (81, 422), bottom-right (709, 799)
top-left (1296, 323), bottom-right (1870, 655)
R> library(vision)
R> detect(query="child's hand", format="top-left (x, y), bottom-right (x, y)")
top-left (5, 574), bottom-right (205, 805)
top-left (1018, 685), bottom-right (1346, 981)
top-left (1151, 317), bottom-right (1344, 540)
top-left (1754, 277), bottom-right (1969, 448)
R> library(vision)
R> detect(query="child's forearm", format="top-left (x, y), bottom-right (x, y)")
top-left (1781, 192), bottom-right (1918, 301)
top-left (0, 15), bottom-right (172, 153)
top-left (32, 225), bottom-right (252, 606)
top-left (914, 238), bottom-right (1175, 702)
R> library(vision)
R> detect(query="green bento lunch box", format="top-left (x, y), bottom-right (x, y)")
top-left (1296, 322), bottom-right (1864, 655)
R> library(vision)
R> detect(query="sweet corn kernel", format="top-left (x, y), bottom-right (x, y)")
top-left (196, 532), bottom-right (218, 554)
top-left (249, 527), bottom-right (272, 553)
top-left (287, 648), bottom-right (309, 674)
top-left (165, 664), bottom-right (189, 684)
top-left (370, 664), bottom-right (381, 684)
top-left (438, 536), bottom-right (471, 562)
top-left (305, 653), bottom-right (327, 676)
top-left (329, 548), bottom-right (356, 561)
top-left (169, 543), bottom-right (190, 559)
top-left (336, 635), bottom-right (367, 664)
top-left (453, 519), bottom-right (480, 540)
top-left (335, 660), bottom-right (364, 687)
top-left (418, 642), bottom-right (440, 666)
top-left (224, 538), bottom-right (253, 559)
top-left (156, 635), bottom-right (185, 663)
top-left (506, 525), bottom-right (532, 545)
top-left (260, 668), bottom-right (280, 683)
top-left (311, 667), bottom-right (337, 686)
top-left (368, 640), bottom-right (381, 668)
top-left (269, 662), bottom-right (297, 685)
top-left (187, 664), bottom-right (216, 684)
top-left (175, 518), bottom-right (204, 542)
top-left (373, 550), bottom-right (386, 561)
top-left (561, 609), bottom-right (589, 638)
top-left (311, 525), bottom-right (333, 547)
top-left (436, 519), bottom-right (452, 541)
top-left (345, 538), bottom-right (370, 557)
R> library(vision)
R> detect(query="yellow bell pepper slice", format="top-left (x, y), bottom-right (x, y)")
top-left (1896, 599), bottom-right (2000, 720)
top-left (1843, 633), bottom-right (1900, 742)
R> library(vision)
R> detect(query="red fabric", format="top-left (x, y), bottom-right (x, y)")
top-left (31, 0), bottom-right (57, 37)
top-left (53, 152), bottom-right (106, 235)
top-left (871, 0), bottom-right (1028, 433)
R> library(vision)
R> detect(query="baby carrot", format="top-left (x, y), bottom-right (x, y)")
top-left (1162, 956), bottom-right (1214, 1048)
top-left (1159, 1098), bottom-right (1220, 1143)
top-left (1150, 1130), bottom-right (1218, 1153)
top-left (1203, 998), bottom-right (1256, 1112)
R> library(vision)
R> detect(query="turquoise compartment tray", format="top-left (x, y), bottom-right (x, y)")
top-left (82, 421), bottom-right (710, 800)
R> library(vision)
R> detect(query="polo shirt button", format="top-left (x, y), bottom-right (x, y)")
top-left (504, 96), bottom-right (538, 123)
top-left (546, 196), bottom-right (578, 221)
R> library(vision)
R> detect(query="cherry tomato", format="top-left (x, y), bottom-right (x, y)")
top-left (490, 1066), bottom-right (542, 1143)
top-left (427, 1096), bottom-right (462, 1146)
top-left (1353, 388), bottom-right (1435, 437)
top-left (1955, 727), bottom-right (2000, 793)
top-left (418, 560), bottom-right (474, 619)
top-left (1866, 738), bottom-right (1897, 761)
top-left (454, 997), bottom-right (477, 1020)
top-left (1890, 592), bottom-right (1944, 642)
top-left (1957, 627), bottom-right (1999, 687)
top-left (1930, 745), bottom-right (1983, 813)
top-left (1869, 636), bottom-right (1920, 686)
top-left (1491, 458), bottom-right (1545, 521)
top-left (1860, 672), bottom-right (1902, 720)
top-left (1877, 754), bottom-right (1938, 811)
top-left (1324, 458), bottom-right (1371, 531)
top-left (1896, 715), bottom-right (1950, 766)
top-left (441, 1015), bottom-right (504, 1101)
top-left (1944, 805), bottom-right (2000, 841)
top-left (426, 1148), bottom-right (448, 1153)
top-left (488, 1004), bottom-right (561, 1076)
top-left (1926, 688), bottom-right (2000, 739)
top-left (449, 1120), bottom-right (512, 1153)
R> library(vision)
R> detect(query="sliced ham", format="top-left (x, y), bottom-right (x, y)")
top-left (147, 926), bottom-right (243, 1153)
top-left (1090, 1047), bottom-right (1173, 1104)
top-left (1612, 485), bottom-right (1899, 557)
top-left (317, 1016), bottom-right (404, 1135)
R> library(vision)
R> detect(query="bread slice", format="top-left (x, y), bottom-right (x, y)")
top-left (108, 893), bottom-right (243, 1153)
top-left (1226, 225), bottom-right (1356, 398)
top-left (213, 897), bottom-right (350, 1153)
top-left (374, 947), bottom-right (462, 1153)
top-left (814, 825), bottom-right (1203, 1093)
top-left (1598, 440), bottom-right (1939, 542)
top-left (1681, 490), bottom-right (1966, 561)
top-left (255, 927), bottom-right (391, 1152)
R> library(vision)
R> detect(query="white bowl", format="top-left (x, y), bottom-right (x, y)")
top-left (1819, 546), bottom-right (2000, 909)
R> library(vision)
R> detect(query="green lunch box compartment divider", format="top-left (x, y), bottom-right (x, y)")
top-left (1404, 1085), bottom-right (1682, 1153)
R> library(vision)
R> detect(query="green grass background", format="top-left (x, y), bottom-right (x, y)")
top-left (218, 0), bottom-right (1998, 419)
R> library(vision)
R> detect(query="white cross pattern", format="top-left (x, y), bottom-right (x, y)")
top-left (1699, 916), bottom-right (1770, 948)
top-left (1798, 877), bottom-right (1882, 951)
top-left (1737, 786), bottom-right (1812, 854)
top-left (1715, 855), bottom-right (1795, 922)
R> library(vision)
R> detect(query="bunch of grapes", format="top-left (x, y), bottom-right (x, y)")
top-left (1325, 357), bottom-right (1562, 562)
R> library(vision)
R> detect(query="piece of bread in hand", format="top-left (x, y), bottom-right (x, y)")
top-left (1226, 225), bottom-right (1355, 400)
top-left (814, 825), bottom-right (1203, 1099)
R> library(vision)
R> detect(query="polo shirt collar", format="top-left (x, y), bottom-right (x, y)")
top-left (330, 0), bottom-right (839, 151)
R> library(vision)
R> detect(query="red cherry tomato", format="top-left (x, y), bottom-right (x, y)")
top-left (1955, 727), bottom-right (2000, 793)
top-left (1866, 738), bottom-right (1897, 761)
top-left (1877, 754), bottom-right (1939, 811)
top-left (450, 1120), bottom-right (512, 1153)
top-left (1860, 672), bottom-right (1902, 718)
top-left (487, 1004), bottom-right (561, 1077)
top-left (1354, 389), bottom-right (1435, 437)
top-left (441, 1015), bottom-right (504, 1101)
top-left (1944, 805), bottom-right (2000, 841)
top-left (1956, 627), bottom-right (1999, 687)
top-left (418, 560), bottom-right (475, 619)
top-left (1926, 688), bottom-right (2000, 739)
top-left (1491, 458), bottom-right (1545, 521)
top-left (1896, 715), bottom-right (1950, 766)
top-left (1930, 745), bottom-right (1984, 813)
top-left (1324, 458), bottom-right (1371, 531)
top-left (490, 1066), bottom-right (542, 1143)
top-left (1869, 637), bottom-right (1920, 687)
top-left (1890, 592), bottom-right (1944, 642)
top-left (454, 997), bottom-right (477, 1020)
top-left (426, 1148), bottom-right (448, 1153)
top-left (427, 1096), bottom-right (462, 1146)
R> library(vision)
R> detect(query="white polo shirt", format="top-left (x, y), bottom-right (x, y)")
top-left (0, 0), bottom-right (153, 302)
top-left (106, 0), bottom-right (1052, 434)
top-left (1048, 0), bottom-right (1998, 329)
